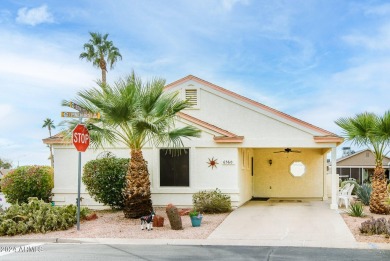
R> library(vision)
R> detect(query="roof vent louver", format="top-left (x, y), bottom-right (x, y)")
top-left (185, 89), bottom-right (198, 106)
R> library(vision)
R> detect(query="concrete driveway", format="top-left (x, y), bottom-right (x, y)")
top-left (207, 200), bottom-right (357, 248)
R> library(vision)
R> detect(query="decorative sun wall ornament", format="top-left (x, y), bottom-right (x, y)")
top-left (207, 157), bottom-right (219, 169)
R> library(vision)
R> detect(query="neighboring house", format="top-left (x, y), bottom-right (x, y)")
top-left (0, 168), bottom-right (11, 179)
top-left (336, 149), bottom-right (390, 184)
top-left (43, 75), bottom-right (343, 209)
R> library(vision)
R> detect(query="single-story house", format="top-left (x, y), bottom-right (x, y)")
top-left (0, 168), bottom-right (11, 179)
top-left (43, 75), bottom-right (343, 209)
top-left (336, 149), bottom-right (390, 184)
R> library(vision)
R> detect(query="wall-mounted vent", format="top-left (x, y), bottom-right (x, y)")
top-left (185, 89), bottom-right (198, 106)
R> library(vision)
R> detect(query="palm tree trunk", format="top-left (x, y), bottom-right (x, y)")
top-left (101, 69), bottom-right (106, 84)
top-left (123, 149), bottom-right (153, 218)
top-left (369, 165), bottom-right (390, 214)
top-left (99, 58), bottom-right (107, 84)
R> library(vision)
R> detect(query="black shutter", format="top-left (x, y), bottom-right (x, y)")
top-left (160, 149), bottom-right (189, 186)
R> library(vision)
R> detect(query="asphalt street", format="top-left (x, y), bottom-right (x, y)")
top-left (0, 244), bottom-right (389, 261)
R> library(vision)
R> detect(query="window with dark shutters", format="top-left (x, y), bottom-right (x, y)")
top-left (160, 149), bottom-right (189, 187)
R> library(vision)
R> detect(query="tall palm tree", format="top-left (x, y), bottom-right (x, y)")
top-left (79, 32), bottom-right (122, 84)
top-left (42, 118), bottom-right (55, 168)
top-left (335, 111), bottom-right (390, 214)
top-left (64, 72), bottom-right (201, 218)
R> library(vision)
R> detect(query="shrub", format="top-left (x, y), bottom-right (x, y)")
top-left (0, 166), bottom-right (53, 204)
top-left (340, 180), bottom-right (360, 195)
top-left (347, 202), bottom-right (365, 217)
top-left (356, 183), bottom-right (372, 206)
top-left (192, 188), bottom-right (232, 213)
top-left (360, 217), bottom-right (390, 236)
top-left (82, 157), bottom-right (128, 209)
top-left (0, 198), bottom-right (89, 236)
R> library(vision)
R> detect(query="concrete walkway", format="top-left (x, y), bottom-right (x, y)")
top-left (207, 200), bottom-right (359, 248)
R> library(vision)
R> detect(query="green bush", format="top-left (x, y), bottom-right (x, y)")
top-left (347, 202), bottom-right (365, 217)
top-left (0, 166), bottom-right (53, 204)
top-left (340, 180), bottom-right (360, 195)
top-left (356, 183), bottom-right (372, 206)
top-left (0, 198), bottom-right (89, 236)
top-left (192, 188), bottom-right (232, 213)
top-left (83, 157), bottom-right (128, 209)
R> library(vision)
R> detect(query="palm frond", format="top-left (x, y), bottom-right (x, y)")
top-left (335, 111), bottom-right (389, 164)
top-left (62, 72), bottom-right (201, 152)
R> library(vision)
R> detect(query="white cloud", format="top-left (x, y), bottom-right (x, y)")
top-left (16, 5), bottom-right (54, 26)
top-left (0, 29), bottom-right (96, 91)
top-left (0, 104), bottom-right (12, 122)
top-left (1, 52), bottom-right (95, 89)
top-left (221, 0), bottom-right (250, 11)
top-left (343, 23), bottom-right (390, 51)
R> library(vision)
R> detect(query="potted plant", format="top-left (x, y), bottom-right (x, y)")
top-left (189, 209), bottom-right (203, 227)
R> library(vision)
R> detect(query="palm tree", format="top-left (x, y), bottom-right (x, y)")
top-left (79, 32), bottom-right (122, 84)
top-left (64, 72), bottom-right (201, 218)
top-left (335, 111), bottom-right (390, 214)
top-left (42, 118), bottom-right (55, 168)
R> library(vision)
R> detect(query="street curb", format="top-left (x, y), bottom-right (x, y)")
top-left (0, 238), bottom-right (84, 244)
top-left (0, 238), bottom-right (389, 250)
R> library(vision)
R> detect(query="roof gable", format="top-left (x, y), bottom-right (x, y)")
top-left (337, 149), bottom-right (390, 166)
top-left (165, 75), bottom-right (342, 143)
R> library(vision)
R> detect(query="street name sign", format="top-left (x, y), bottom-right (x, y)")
top-left (69, 102), bottom-right (88, 113)
top-left (61, 111), bottom-right (100, 119)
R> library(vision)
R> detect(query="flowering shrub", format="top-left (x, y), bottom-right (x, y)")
top-left (0, 166), bottom-right (53, 204)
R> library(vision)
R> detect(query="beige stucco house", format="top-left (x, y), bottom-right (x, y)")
top-left (336, 149), bottom-right (390, 184)
top-left (43, 75), bottom-right (343, 209)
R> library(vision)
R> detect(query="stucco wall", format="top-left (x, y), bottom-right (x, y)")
top-left (169, 81), bottom-right (330, 148)
top-left (252, 148), bottom-right (325, 198)
top-left (51, 145), bottom-right (241, 208)
top-left (237, 148), bottom-right (254, 206)
top-left (52, 146), bottom-right (143, 207)
top-left (150, 147), bottom-right (240, 207)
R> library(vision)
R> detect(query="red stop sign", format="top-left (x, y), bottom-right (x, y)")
top-left (72, 124), bottom-right (90, 152)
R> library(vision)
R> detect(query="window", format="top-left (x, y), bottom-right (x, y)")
top-left (290, 161), bottom-right (306, 177)
top-left (160, 149), bottom-right (189, 186)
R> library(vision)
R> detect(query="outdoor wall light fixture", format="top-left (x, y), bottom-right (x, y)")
top-left (268, 159), bottom-right (273, 166)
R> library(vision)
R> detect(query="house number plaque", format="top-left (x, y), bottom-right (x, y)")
top-left (222, 160), bottom-right (234, 165)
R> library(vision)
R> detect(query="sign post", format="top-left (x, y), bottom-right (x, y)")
top-left (62, 102), bottom-right (98, 231)
top-left (72, 124), bottom-right (89, 231)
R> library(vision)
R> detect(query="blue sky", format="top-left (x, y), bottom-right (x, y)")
top-left (1, 0), bottom-right (390, 167)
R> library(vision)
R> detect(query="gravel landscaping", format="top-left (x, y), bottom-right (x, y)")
top-left (8, 208), bottom-right (230, 239)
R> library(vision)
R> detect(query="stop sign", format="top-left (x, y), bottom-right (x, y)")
top-left (72, 124), bottom-right (90, 152)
